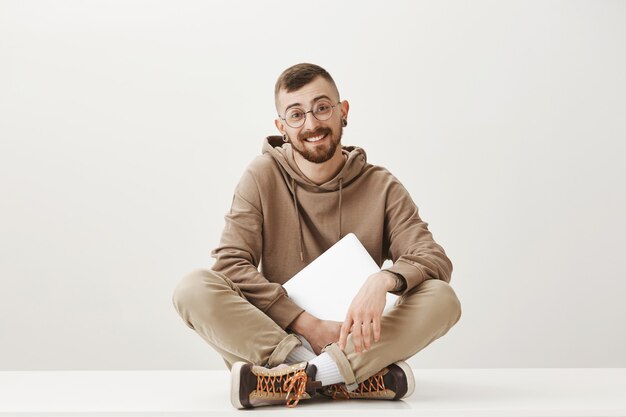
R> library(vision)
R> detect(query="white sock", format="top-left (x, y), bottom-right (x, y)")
top-left (285, 345), bottom-right (315, 363)
top-left (309, 352), bottom-right (345, 386)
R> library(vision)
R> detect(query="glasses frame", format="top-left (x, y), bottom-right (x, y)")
top-left (279, 100), bottom-right (342, 128)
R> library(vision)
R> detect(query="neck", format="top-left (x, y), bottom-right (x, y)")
top-left (293, 147), bottom-right (347, 185)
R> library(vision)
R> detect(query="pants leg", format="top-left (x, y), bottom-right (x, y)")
top-left (171, 268), bottom-right (302, 369)
top-left (322, 278), bottom-right (462, 391)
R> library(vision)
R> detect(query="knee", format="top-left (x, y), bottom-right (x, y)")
top-left (171, 269), bottom-right (226, 318)
top-left (422, 279), bottom-right (462, 324)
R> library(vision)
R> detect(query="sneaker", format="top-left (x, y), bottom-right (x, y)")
top-left (320, 361), bottom-right (415, 401)
top-left (230, 361), bottom-right (322, 409)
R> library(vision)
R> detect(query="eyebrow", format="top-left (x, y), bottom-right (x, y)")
top-left (284, 95), bottom-right (333, 113)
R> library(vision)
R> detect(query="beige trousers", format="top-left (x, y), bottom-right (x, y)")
top-left (172, 269), bottom-right (461, 391)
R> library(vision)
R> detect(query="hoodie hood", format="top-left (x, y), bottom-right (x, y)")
top-left (262, 135), bottom-right (368, 261)
top-left (262, 135), bottom-right (367, 192)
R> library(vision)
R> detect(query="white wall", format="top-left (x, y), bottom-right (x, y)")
top-left (1, 0), bottom-right (624, 370)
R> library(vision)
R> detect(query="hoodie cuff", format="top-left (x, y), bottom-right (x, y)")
top-left (385, 260), bottom-right (428, 295)
top-left (264, 294), bottom-right (305, 330)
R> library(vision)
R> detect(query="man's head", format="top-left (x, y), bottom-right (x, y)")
top-left (274, 63), bottom-right (349, 164)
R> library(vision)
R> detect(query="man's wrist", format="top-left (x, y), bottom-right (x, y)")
top-left (383, 270), bottom-right (407, 293)
top-left (288, 311), bottom-right (318, 336)
top-left (379, 271), bottom-right (397, 292)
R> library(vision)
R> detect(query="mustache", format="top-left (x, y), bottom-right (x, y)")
top-left (298, 127), bottom-right (332, 141)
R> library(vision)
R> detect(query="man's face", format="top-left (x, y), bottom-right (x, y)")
top-left (275, 77), bottom-right (348, 164)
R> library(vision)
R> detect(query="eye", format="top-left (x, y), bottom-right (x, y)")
top-left (287, 110), bottom-right (304, 120)
top-left (315, 101), bottom-right (332, 114)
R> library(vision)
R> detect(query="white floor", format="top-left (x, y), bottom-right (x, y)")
top-left (1, 368), bottom-right (625, 416)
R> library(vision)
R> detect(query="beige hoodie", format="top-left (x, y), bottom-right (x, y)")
top-left (211, 136), bottom-right (453, 329)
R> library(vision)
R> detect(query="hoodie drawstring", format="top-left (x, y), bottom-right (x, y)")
top-left (338, 177), bottom-right (343, 241)
top-left (292, 177), bottom-right (304, 262)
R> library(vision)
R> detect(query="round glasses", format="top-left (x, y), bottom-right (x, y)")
top-left (279, 100), bottom-right (341, 128)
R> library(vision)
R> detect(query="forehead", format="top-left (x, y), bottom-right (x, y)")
top-left (276, 76), bottom-right (339, 113)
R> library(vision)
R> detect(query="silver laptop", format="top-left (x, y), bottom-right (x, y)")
top-left (283, 233), bottom-right (399, 322)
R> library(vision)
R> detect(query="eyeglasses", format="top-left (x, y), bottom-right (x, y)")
top-left (279, 100), bottom-right (341, 128)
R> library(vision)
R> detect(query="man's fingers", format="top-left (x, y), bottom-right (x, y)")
top-left (373, 316), bottom-right (381, 342)
top-left (338, 319), bottom-right (352, 350)
top-left (362, 319), bottom-right (371, 351)
top-left (352, 320), bottom-right (363, 353)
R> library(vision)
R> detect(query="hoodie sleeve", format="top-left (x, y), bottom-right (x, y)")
top-left (382, 176), bottom-right (453, 293)
top-left (210, 168), bottom-right (305, 330)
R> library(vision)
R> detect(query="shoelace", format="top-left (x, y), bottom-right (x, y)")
top-left (255, 368), bottom-right (308, 408)
top-left (283, 369), bottom-right (308, 407)
top-left (328, 382), bottom-right (351, 400)
top-left (328, 369), bottom-right (387, 399)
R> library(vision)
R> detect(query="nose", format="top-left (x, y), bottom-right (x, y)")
top-left (302, 110), bottom-right (322, 131)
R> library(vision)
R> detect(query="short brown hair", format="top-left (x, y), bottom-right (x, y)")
top-left (274, 63), bottom-right (339, 109)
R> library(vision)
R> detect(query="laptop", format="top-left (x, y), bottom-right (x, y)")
top-left (283, 233), bottom-right (399, 322)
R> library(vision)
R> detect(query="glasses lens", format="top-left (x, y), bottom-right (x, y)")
top-left (313, 101), bottom-right (334, 121)
top-left (285, 108), bottom-right (305, 127)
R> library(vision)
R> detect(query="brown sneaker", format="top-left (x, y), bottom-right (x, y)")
top-left (320, 361), bottom-right (415, 401)
top-left (230, 361), bottom-right (322, 409)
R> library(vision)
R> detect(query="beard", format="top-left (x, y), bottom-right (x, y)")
top-left (287, 125), bottom-right (343, 164)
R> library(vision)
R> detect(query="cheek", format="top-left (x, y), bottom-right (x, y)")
top-left (290, 130), bottom-right (303, 142)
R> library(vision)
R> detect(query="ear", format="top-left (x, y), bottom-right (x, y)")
top-left (340, 100), bottom-right (350, 120)
top-left (274, 118), bottom-right (286, 135)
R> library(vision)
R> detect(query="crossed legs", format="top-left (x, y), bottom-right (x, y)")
top-left (172, 268), bottom-right (462, 387)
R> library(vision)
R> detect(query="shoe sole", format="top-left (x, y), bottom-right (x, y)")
top-left (394, 361), bottom-right (415, 399)
top-left (230, 361), bottom-right (246, 409)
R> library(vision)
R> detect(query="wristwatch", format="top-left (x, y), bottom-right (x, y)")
top-left (385, 271), bottom-right (407, 293)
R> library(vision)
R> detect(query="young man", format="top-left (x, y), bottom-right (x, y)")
top-left (172, 63), bottom-right (462, 409)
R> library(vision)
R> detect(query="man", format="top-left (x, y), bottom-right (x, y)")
top-left (172, 63), bottom-right (462, 409)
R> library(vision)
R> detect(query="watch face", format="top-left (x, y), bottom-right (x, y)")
top-left (394, 275), bottom-right (406, 292)
top-left (394, 276), bottom-right (402, 291)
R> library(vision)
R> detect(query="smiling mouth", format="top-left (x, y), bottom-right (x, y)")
top-left (304, 133), bottom-right (327, 143)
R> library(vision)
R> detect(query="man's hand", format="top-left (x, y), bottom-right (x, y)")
top-left (288, 311), bottom-right (342, 355)
top-left (308, 320), bottom-right (342, 355)
top-left (338, 271), bottom-right (395, 354)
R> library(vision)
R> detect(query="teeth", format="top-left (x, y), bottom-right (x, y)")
top-left (306, 134), bottom-right (325, 142)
